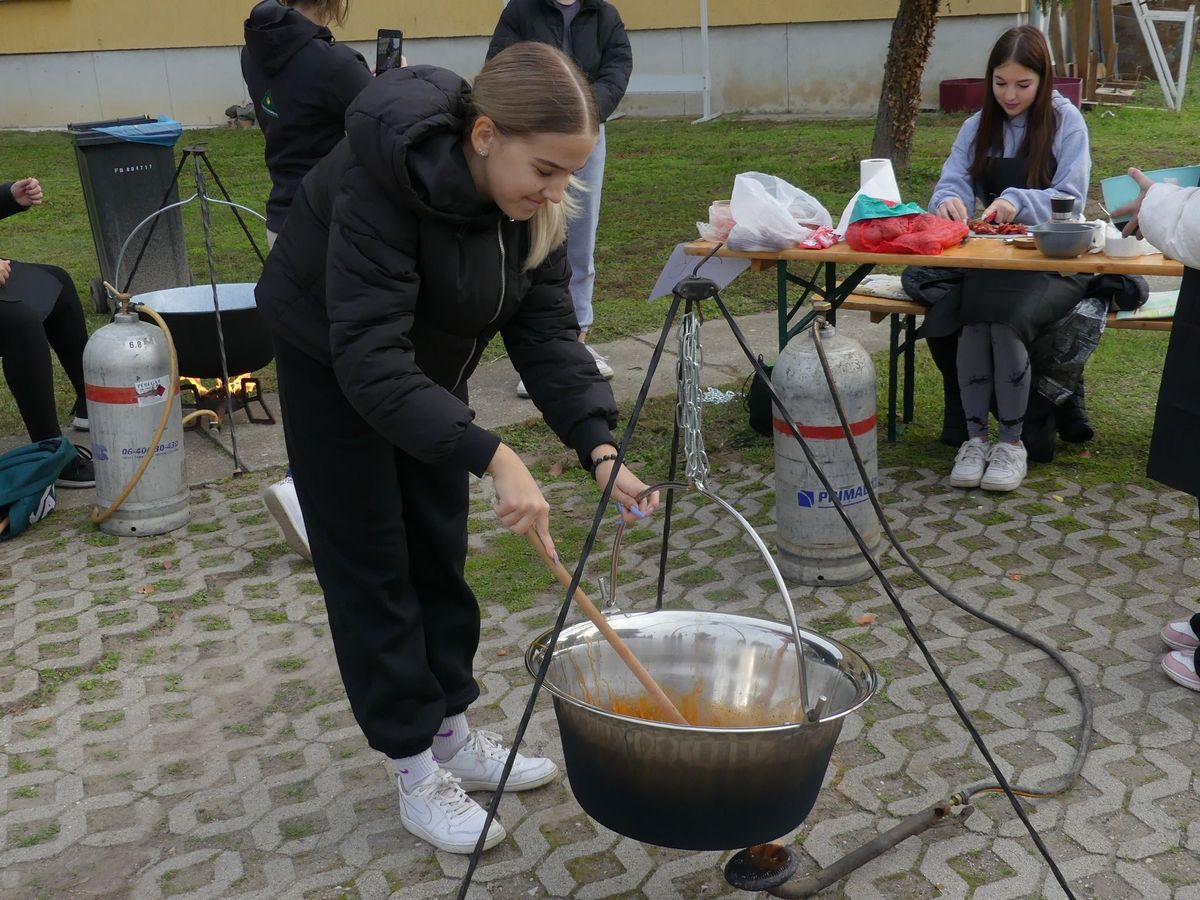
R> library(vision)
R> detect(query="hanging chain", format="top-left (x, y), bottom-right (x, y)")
top-left (677, 310), bottom-right (710, 489)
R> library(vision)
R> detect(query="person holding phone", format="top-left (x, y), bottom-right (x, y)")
top-left (255, 43), bottom-right (659, 854)
top-left (1112, 168), bottom-right (1200, 693)
top-left (242, 0), bottom-right (372, 560)
top-left (377, 30), bottom-right (404, 73)
top-left (487, 0), bottom-right (633, 398)
top-left (1, 176), bottom-right (95, 488)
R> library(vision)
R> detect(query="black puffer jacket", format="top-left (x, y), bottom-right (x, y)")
top-left (241, 0), bottom-right (371, 231)
top-left (255, 66), bottom-right (617, 476)
top-left (487, 0), bottom-right (632, 122)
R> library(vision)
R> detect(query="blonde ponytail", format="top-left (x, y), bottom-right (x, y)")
top-left (471, 43), bottom-right (599, 270)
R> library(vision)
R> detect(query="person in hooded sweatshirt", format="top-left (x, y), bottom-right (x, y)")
top-left (928, 26), bottom-right (1092, 494)
top-left (254, 42), bottom-right (659, 854)
top-left (241, 0), bottom-right (371, 562)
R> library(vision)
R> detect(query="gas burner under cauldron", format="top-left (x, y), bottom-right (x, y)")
top-left (179, 374), bottom-right (274, 425)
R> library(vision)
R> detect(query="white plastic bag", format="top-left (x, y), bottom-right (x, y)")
top-left (727, 172), bottom-right (832, 251)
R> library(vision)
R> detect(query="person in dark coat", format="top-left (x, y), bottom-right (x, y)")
top-left (1114, 168), bottom-right (1200, 693)
top-left (487, 0), bottom-right (633, 396)
top-left (242, 0), bottom-right (373, 561)
top-left (255, 43), bottom-right (659, 854)
top-left (0, 177), bottom-right (94, 488)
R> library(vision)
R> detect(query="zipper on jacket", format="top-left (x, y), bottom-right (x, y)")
top-left (451, 219), bottom-right (508, 391)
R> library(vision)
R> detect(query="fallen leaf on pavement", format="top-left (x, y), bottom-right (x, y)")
top-left (855, 613), bottom-right (877, 626)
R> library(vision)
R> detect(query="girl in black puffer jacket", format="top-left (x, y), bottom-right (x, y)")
top-left (255, 42), bottom-right (658, 855)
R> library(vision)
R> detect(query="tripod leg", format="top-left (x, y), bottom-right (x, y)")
top-left (200, 152), bottom-right (266, 264)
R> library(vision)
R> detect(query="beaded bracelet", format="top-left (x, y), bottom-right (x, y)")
top-left (589, 452), bottom-right (619, 475)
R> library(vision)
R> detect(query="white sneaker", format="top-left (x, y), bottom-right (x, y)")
top-left (980, 441), bottom-right (1028, 492)
top-left (437, 729), bottom-right (558, 792)
top-left (515, 378), bottom-right (530, 399)
top-left (263, 476), bottom-right (311, 561)
top-left (585, 343), bottom-right (615, 380)
top-left (398, 769), bottom-right (506, 854)
top-left (950, 439), bottom-right (990, 488)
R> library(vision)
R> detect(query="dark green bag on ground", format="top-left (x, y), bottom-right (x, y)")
top-left (0, 437), bottom-right (75, 540)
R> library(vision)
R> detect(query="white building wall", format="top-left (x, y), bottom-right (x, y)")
top-left (0, 16), bottom-right (1018, 129)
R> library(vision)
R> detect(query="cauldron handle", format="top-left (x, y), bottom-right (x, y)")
top-left (611, 480), bottom-right (815, 722)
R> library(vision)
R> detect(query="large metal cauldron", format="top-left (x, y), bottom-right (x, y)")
top-left (133, 284), bottom-right (273, 379)
top-left (527, 610), bottom-right (874, 850)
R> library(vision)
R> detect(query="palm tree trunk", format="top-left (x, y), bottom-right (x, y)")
top-left (870, 0), bottom-right (943, 169)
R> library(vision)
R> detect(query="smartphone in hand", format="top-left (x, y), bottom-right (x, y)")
top-left (376, 29), bottom-right (404, 74)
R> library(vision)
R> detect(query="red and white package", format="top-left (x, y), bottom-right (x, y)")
top-left (800, 226), bottom-right (839, 249)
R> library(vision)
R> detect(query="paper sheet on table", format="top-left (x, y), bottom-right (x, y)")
top-left (834, 166), bottom-right (904, 236)
top-left (648, 243), bottom-right (751, 301)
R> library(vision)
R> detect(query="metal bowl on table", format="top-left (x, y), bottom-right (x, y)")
top-left (1027, 222), bottom-right (1095, 259)
top-left (526, 610), bottom-right (876, 850)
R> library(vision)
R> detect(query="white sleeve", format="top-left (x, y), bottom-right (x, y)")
top-left (1139, 182), bottom-right (1200, 269)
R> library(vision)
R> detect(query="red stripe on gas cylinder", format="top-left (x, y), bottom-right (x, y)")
top-left (85, 382), bottom-right (179, 405)
top-left (772, 414), bottom-right (877, 440)
top-left (85, 384), bottom-right (140, 404)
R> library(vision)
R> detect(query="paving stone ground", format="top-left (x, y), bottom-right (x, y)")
top-left (2, 458), bottom-right (1199, 900)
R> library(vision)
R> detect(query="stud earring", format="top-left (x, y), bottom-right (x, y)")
top-left (478, 147), bottom-right (489, 158)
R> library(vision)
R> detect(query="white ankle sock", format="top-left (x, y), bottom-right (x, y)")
top-left (432, 713), bottom-right (470, 762)
top-left (393, 749), bottom-right (438, 791)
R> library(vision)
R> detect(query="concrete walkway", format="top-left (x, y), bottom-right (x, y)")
top-left (3, 309), bottom-right (1197, 899)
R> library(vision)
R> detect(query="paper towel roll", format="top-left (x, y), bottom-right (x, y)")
top-left (836, 158), bottom-right (905, 235)
top-left (859, 158), bottom-right (901, 202)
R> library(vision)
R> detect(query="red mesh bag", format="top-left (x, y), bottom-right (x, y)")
top-left (845, 214), bottom-right (968, 255)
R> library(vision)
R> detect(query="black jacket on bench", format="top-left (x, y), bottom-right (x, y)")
top-left (254, 65), bottom-right (617, 476)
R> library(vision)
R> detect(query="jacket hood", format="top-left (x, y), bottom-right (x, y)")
top-left (345, 66), bottom-right (496, 225)
top-left (244, 0), bottom-right (328, 76)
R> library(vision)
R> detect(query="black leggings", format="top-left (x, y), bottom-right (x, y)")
top-left (0, 264), bottom-right (88, 441)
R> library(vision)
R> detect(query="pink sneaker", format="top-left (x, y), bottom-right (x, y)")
top-left (1161, 651), bottom-right (1200, 692)
top-left (1160, 620), bottom-right (1199, 651)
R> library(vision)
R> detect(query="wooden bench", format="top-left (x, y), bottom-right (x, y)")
top-left (834, 294), bottom-right (1174, 442)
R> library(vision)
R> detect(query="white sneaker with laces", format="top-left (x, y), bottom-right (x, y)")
top-left (980, 441), bottom-right (1028, 492)
top-left (263, 476), bottom-right (311, 561)
top-left (949, 439), bottom-right (990, 489)
top-left (398, 769), bottom-right (506, 853)
top-left (437, 729), bottom-right (558, 792)
top-left (585, 343), bottom-right (615, 380)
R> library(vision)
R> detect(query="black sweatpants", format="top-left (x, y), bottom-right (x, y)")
top-left (0, 263), bottom-right (88, 442)
top-left (273, 338), bottom-right (481, 759)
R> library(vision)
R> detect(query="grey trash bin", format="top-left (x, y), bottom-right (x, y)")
top-left (68, 115), bottom-right (191, 312)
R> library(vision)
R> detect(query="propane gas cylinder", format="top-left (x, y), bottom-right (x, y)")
top-left (772, 318), bottom-right (880, 585)
top-left (83, 311), bottom-right (189, 536)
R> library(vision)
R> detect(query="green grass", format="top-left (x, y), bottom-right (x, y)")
top-left (3, 80), bottom-right (1197, 483)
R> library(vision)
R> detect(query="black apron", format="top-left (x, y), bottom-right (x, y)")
top-left (0, 261), bottom-right (61, 321)
top-left (960, 155), bottom-right (1090, 345)
top-left (1147, 266), bottom-right (1200, 498)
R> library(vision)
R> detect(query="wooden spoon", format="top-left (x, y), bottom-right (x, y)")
top-left (525, 530), bottom-right (691, 726)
